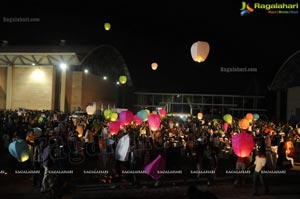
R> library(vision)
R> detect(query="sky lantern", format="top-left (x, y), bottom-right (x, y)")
top-left (144, 154), bottom-right (166, 180)
top-left (119, 75), bottom-right (127, 84)
top-left (86, 105), bottom-right (96, 115)
top-left (8, 139), bottom-right (30, 162)
top-left (109, 121), bottom-right (120, 135)
top-left (104, 109), bottom-right (112, 119)
top-left (223, 122), bottom-right (228, 131)
top-left (137, 109), bottom-right (149, 121)
top-left (223, 114), bottom-right (232, 125)
top-left (104, 22), bottom-right (111, 31)
top-left (232, 132), bottom-right (254, 157)
top-left (159, 108), bottom-right (167, 117)
top-left (119, 110), bottom-right (133, 126)
top-left (151, 62), bottom-right (158, 70)
top-left (239, 118), bottom-right (250, 130)
top-left (253, 113), bottom-right (260, 121)
top-left (148, 113), bottom-right (161, 131)
top-left (245, 113), bottom-right (253, 121)
top-left (110, 112), bottom-right (118, 121)
top-left (133, 114), bottom-right (143, 125)
top-left (76, 125), bottom-right (84, 138)
top-left (191, 41), bottom-right (210, 63)
top-left (197, 112), bottom-right (203, 120)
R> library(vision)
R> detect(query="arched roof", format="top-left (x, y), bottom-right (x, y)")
top-left (270, 50), bottom-right (300, 91)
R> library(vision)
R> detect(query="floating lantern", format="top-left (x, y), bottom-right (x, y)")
top-left (223, 114), bottom-right (232, 125)
top-left (151, 62), bottom-right (158, 70)
top-left (137, 109), bottom-right (149, 121)
top-left (239, 118), bottom-right (250, 130)
top-left (197, 112), bottom-right (203, 120)
top-left (119, 75), bottom-right (127, 84)
top-left (223, 122), bottom-right (228, 131)
top-left (245, 113), bottom-right (253, 121)
top-left (110, 112), bottom-right (118, 121)
top-left (119, 110), bottom-right (133, 126)
top-left (109, 121), bottom-right (120, 135)
top-left (115, 134), bottom-right (130, 161)
top-left (253, 113), bottom-right (260, 121)
top-left (76, 125), bottom-right (84, 138)
top-left (148, 113), bottom-right (161, 131)
top-left (232, 132), bottom-right (254, 157)
top-left (86, 105), bottom-right (96, 115)
top-left (144, 154), bottom-right (166, 180)
top-left (133, 114), bottom-right (143, 125)
top-left (104, 109), bottom-right (112, 119)
top-left (159, 108), bottom-right (167, 117)
top-left (191, 41), bottom-right (210, 63)
top-left (104, 22), bottom-right (111, 31)
top-left (8, 139), bottom-right (30, 162)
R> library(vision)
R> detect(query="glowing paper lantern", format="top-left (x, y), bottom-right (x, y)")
top-left (144, 154), bottom-right (166, 180)
top-left (110, 112), bottom-right (118, 121)
top-left (86, 105), bottom-right (96, 115)
top-left (119, 110), bottom-right (133, 126)
top-left (191, 41), bottom-right (210, 63)
top-left (245, 113), bottom-right (253, 121)
top-left (104, 109), bottom-right (112, 119)
top-left (197, 112), bottom-right (203, 120)
top-left (239, 118), bottom-right (250, 130)
top-left (8, 139), bottom-right (30, 162)
top-left (148, 113), bottom-right (161, 131)
top-left (223, 114), bottom-right (232, 125)
top-left (119, 75), bottom-right (127, 84)
top-left (133, 114), bottom-right (142, 125)
top-left (159, 108), bottom-right (167, 117)
top-left (137, 109), bottom-right (149, 121)
top-left (151, 62), bottom-right (158, 70)
top-left (223, 122), bottom-right (228, 131)
top-left (76, 125), bottom-right (84, 138)
top-left (104, 22), bottom-right (111, 31)
top-left (115, 134), bottom-right (130, 161)
top-left (232, 132), bottom-right (254, 157)
top-left (253, 113), bottom-right (260, 121)
top-left (109, 121), bottom-right (120, 135)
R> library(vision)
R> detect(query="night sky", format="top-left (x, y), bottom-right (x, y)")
top-left (1, 0), bottom-right (300, 95)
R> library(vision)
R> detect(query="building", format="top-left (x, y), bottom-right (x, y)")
top-left (0, 44), bottom-right (133, 112)
top-left (270, 50), bottom-right (300, 122)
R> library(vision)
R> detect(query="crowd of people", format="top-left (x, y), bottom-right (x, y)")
top-left (0, 109), bottom-right (299, 197)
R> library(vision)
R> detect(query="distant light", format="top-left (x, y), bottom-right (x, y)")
top-left (116, 81), bottom-right (120, 85)
top-left (84, 69), bottom-right (88, 74)
top-left (151, 62), bottom-right (158, 70)
top-left (32, 63), bottom-right (36, 66)
top-left (31, 69), bottom-right (45, 80)
top-left (60, 63), bottom-right (67, 70)
top-left (104, 22), bottom-right (111, 31)
top-left (103, 76), bottom-right (107, 80)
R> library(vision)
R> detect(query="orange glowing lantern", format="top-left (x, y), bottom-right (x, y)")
top-left (197, 112), bottom-right (203, 120)
top-left (151, 62), bottom-right (158, 70)
top-left (239, 118), bottom-right (250, 130)
top-left (148, 113), bottom-right (161, 131)
top-left (245, 113), bottom-right (253, 121)
top-left (76, 125), bottom-right (84, 138)
top-left (191, 41), bottom-right (210, 63)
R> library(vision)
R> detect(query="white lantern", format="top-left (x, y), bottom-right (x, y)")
top-left (191, 41), bottom-right (210, 63)
top-left (86, 105), bottom-right (96, 115)
top-left (151, 62), bottom-right (158, 70)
